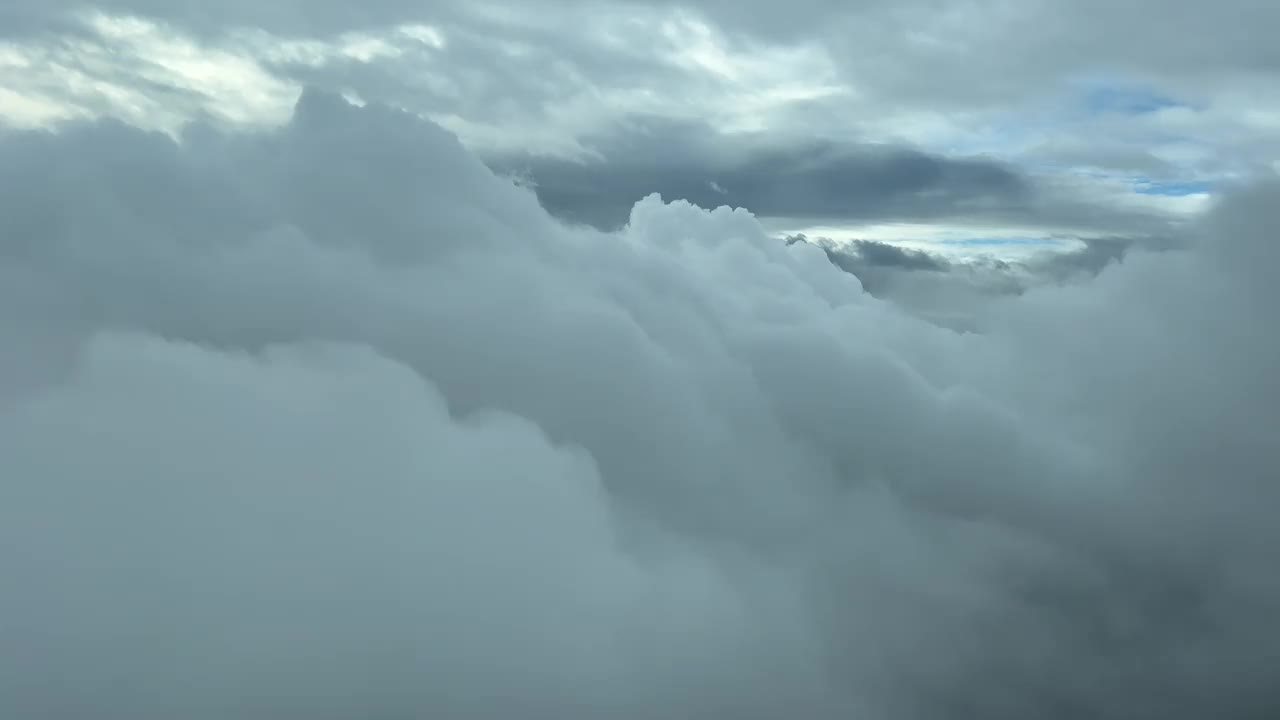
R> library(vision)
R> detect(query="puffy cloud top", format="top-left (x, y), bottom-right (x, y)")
top-left (2, 90), bottom-right (1278, 719)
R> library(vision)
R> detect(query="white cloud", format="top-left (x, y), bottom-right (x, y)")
top-left (0, 13), bottom-right (299, 133)
top-left (1, 90), bottom-right (1278, 717)
top-left (6, 330), bottom-right (805, 709)
top-left (0, 7), bottom-right (849, 149)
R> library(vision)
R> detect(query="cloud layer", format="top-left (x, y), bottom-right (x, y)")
top-left (1, 1), bottom-right (1254, 250)
top-left (489, 116), bottom-right (1033, 230)
top-left (2, 91), bottom-right (1279, 719)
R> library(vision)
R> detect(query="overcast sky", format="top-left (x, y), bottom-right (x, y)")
top-left (3, 3), bottom-right (1280, 719)
top-left (5, 0), bottom-right (1275, 246)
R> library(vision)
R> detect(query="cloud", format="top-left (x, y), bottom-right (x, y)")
top-left (481, 117), bottom-right (1203, 241)
top-left (5, 0), bottom-right (1274, 229)
top-left (489, 116), bottom-right (1034, 231)
top-left (2, 9), bottom-right (1181, 240)
top-left (0, 0), bottom-right (450, 38)
top-left (5, 334), bottom-right (833, 719)
top-left (2, 90), bottom-right (1279, 719)
top-left (781, 233), bottom-right (1146, 331)
top-left (496, 116), bottom-right (1197, 242)
top-left (839, 239), bottom-right (952, 272)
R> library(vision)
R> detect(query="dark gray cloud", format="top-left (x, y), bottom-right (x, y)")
top-left (2, 91), bottom-right (1280, 718)
top-left (784, 233), bottom-right (1153, 331)
top-left (849, 235), bottom-right (1136, 282)
top-left (842, 238), bottom-right (951, 272)
top-left (1030, 236), bottom-right (1136, 280)
top-left (479, 118), bottom-right (1194, 238)
top-left (489, 117), bottom-right (1033, 230)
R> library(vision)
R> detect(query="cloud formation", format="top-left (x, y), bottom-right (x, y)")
top-left (490, 116), bottom-right (1033, 230)
top-left (2, 91), bottom-right (1279, 719)
top-left (483, 116), bottom-right (1195, 247)
top-left (783, 234), bottom-right (1147, 331)
top-left (1, 0), bottom-right (1255, 249)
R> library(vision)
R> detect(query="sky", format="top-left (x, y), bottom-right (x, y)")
top-left (6, 0), bottom-right (1279, 246)
top-left (2, 2), bottom-right (1280, 719)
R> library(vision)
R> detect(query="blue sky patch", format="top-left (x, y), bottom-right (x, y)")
top-left (1082, 84), bottom-right (1181, 116)
top-left (1133, 179), bottom-right (1214, 196)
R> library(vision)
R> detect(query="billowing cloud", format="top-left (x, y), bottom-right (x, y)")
top-left (2, 90), bottom-right (1279, 719)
